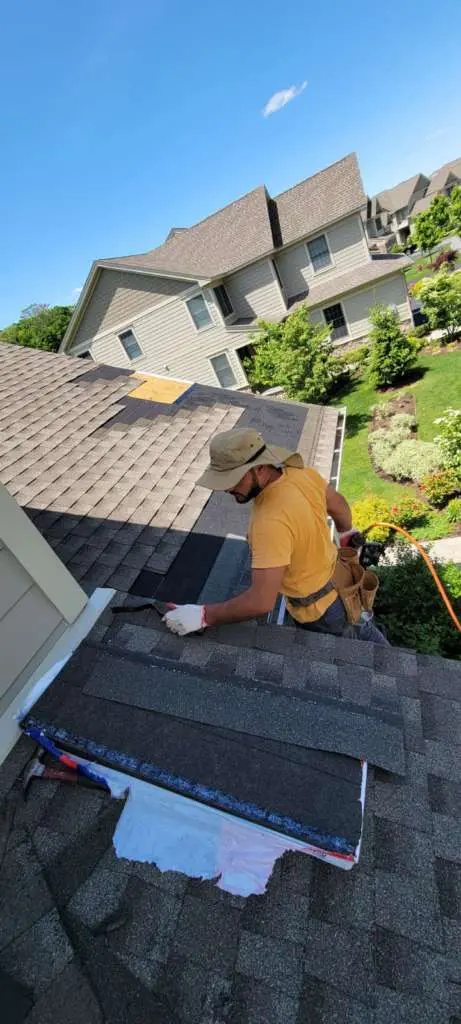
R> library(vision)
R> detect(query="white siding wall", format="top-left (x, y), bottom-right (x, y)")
top-left (72, 270), bottom-right (191, 348)
top-left (311, 274), bottom-right (411, 345)
top-left (275, 215), bottom-right (369, 299)
top-left (225, 260), bottom-right (285, 320)
top-left (91, 288), bottom-right (251, 388)
top-left (0, 484), bottom-right (87, 717)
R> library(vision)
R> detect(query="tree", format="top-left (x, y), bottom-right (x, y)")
top-left (429, 194), bottom-right (452, 236)
top-left (449, 185), bottom-right (461, 235)
top-left (410, 208), bottom-right (443, 256)
top-left (367, 305), bottom-right (417, 388)
top-left (419, 268), bottom-right (461, 343)
top-left (0, 304), bottom-right (74, 353)
top-left (245, 305), bottom-right (337, 403)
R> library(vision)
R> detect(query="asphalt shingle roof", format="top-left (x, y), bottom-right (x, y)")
top-left (372, 173), bottom-right (428, 215)
top-left (2, 598), bottom-right (461, 1023)
top-left (99, 154), bottom-right (365, 281)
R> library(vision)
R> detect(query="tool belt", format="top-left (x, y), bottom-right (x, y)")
top-left (288, 546), bottom-right (379, 624)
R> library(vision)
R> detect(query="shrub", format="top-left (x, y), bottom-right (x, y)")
top-left (389, 412), bottom-right (416, 433)
top-left (246, 306), bottom-right (337, 403)
top-left (351, 496), bottom-right (392, 542)
top-left (433, 248), bottom-right (457, 271)
top-left (420, 468), bottom-right (461, 507)
top-left (389, 496), bottom-right (428, 528)
top-left (410, 277), bottom-right (432, 299)
top-left (434, 408), bottom-right (461, 473)
top-left (381, 440), bottom-right (442, 481)
top-left (446, 497), bottom-right (461, 524)
top-left (410, 323), bottom-right (429, 339)
top-left (367, 305), bottom-right (418, 387)
top-left (419, 268), bottom-right (461, 343)
top-left (352, 345), bottom-right (370, 364)
top-left (375, 544), bottom-right (461, 657)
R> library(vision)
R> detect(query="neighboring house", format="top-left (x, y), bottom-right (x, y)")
top-left (62, 154), bottom-right (412, 390)
top-left (410, 155), bottom-right (461, 220)
top-left (366, 173), bottom-right (430, 247)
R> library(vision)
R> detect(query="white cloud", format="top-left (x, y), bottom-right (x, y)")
top-left (425, 126), bottom-right (453, 142)
top-left (262, 81), bottom-right (307, 117)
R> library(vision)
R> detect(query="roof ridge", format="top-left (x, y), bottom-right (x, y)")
top-left (146, 184), bottom-right (267, 250)
top-left (273, 152), bottom-right (358, 202)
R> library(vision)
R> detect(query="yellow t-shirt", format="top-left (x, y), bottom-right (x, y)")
top-left (248, 466), bottom-right (337, 623)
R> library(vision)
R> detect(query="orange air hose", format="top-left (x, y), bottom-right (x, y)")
top-left (370, 522), bottom-right (461, 634)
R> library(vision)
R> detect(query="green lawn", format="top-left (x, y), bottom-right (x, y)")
top-left (334, 352), bottom-right (461, 505)
top-left (404, 250), bottom-right (461, 285)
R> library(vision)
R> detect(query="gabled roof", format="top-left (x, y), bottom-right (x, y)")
top-left (274, 153), bottom-right (366, 246)
top-left (371, 173), bottom-right (430, 216)
top-left (77, 154), bottom-right (365, 285)
top-left (427, 156), bottom-right (461, 196)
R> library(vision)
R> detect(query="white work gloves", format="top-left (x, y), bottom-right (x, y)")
top-left (338, 528), bottom-right (364, 549)
top-left (163, 604), bottom-right (208, 636)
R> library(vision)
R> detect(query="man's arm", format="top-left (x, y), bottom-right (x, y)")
top-left (325, 483), bottom-right (352, 534)
top-left (205, 566), bottom-right (286, 626)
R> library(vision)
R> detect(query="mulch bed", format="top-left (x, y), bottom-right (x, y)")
top-left (369, 393), bottom-right (423, 492)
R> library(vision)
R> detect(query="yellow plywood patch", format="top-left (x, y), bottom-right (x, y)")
top-left (129, 374), bottom-right (190, 404)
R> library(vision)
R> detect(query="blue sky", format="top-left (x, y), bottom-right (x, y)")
top-left (1, 0), bottom-right (460, 327)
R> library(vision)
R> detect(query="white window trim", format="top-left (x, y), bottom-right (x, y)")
top-left (208, 350), bottom-right (239, 389)
top-left (118, 326), bottom-right (144, 363)
top-left (321, 301), bottom-right (349, 342)
top-left (305, 233), bottom-right (335, 276)
top-left (185, 291), bottom-right (215, 333)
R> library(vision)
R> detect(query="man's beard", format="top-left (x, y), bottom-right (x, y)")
top-left (233, 484), bottom-right (262, 504)
top-left (232, 471), bottom-right (262, 504)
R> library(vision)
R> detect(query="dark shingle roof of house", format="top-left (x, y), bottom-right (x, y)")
top-left (371, 173), bottom-right (429, 216)
top-left (428, 157), bottom-right (461, 196)
top-left (2, 600), bottom-right (461, 1022)
top-left (100, 154), bottom-right (365, 281)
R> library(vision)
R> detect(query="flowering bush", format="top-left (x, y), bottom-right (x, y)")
top-left (433, 249), bottom-right (457, 271)
top-left (389, 496), bottom-right (428, 528)
top-left (434, 408), bottom-right (461, 473)
top-left (420, 468), bottom-right (461, 507)
top-left (351, 496), bottom-right (392, 542)
top-left (381, 441), bottom-right (442, 481)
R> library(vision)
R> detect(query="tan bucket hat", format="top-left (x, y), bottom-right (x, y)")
top-left (197, 427), bottom-right (304, 491)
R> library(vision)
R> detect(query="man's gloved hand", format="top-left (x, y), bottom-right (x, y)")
top-left (163, 604), bottom-right (208, 636)
top-left (338, 528), bottom-right (365, 549)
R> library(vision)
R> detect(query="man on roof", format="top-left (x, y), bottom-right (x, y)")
top-left (163, 428), bottom-right (384, 641)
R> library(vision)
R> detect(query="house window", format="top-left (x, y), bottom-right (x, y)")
top-left (210, 352), bottom-right (237, 388)
top-left (395, 209), bottom-right (406, 225)
top-left (214, 284), bottom-right (233, 319)
top-left (119, 328), bottom-right (142, 360)
top-left (375, 216), bottom-right (382, 232)
top-left (307, 234), bottom-right (331, 272)
top-left (323, 303), bottom-right (348, 341)
top-left (186, 293), bottom-right (213, 330)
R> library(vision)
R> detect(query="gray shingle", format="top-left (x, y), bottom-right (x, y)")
top-left (173, 895), bottom-right (241, 976)
top-left (374, 928), bottom-right (447, 1003)
top-left (304, 919), bottom-right (374, 1002)
top-left (236, 930), bottom-right (304, 994)
top-left (0, 909), bottom-right (73, 997)
top-left (374, 870), bottom-right (442, 948)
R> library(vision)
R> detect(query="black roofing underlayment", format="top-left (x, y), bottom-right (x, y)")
top-left (21, 625), bottom-right (405, 855)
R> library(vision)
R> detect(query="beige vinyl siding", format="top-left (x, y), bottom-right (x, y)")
top-left (91, 289), bottom-right (250, 388)
top-left (72, 269), bottom-right (191, 348)
top-left (225, 260), bottom-right (285, 320)
top-left (312, 274), bottom-right (411, 345)
top-left (275, 215), bottom-right (369, 300)
top-left (0, 483), bottom-right (87, 713)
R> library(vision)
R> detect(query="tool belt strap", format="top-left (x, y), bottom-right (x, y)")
top-left (288, 547), bottom-right (379, 624)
